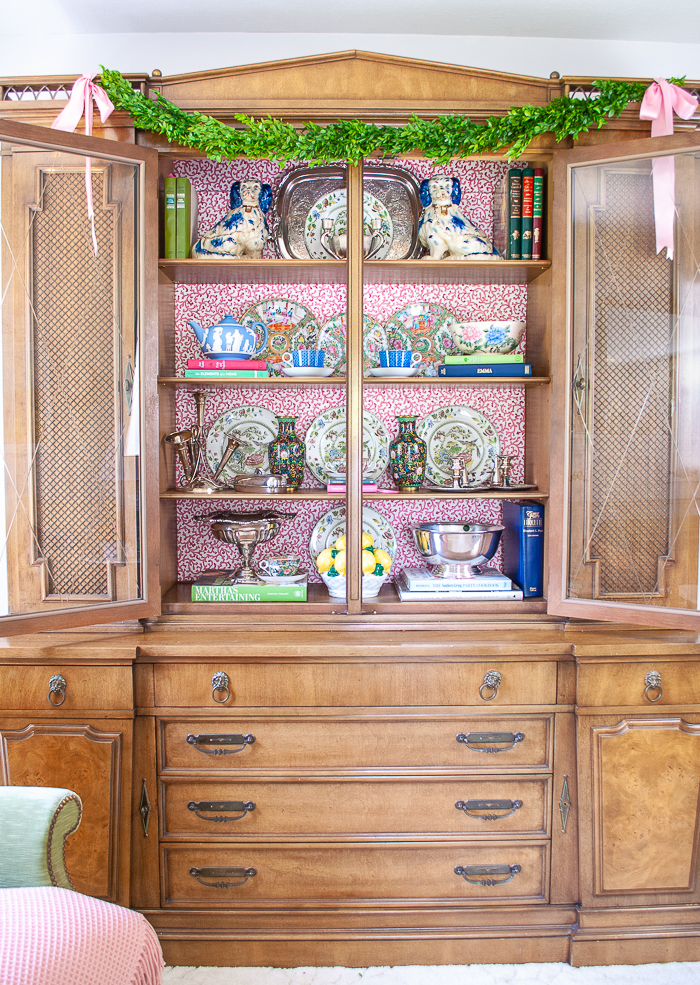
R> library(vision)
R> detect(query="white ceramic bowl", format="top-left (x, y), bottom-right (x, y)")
top-left (449, 320), bottom-right (526, 355)
top-left (319, 570), bottom-right (388, 598)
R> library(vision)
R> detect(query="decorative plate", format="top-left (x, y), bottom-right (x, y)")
top-left (384, 303), bottom-right (461, 375)
top-left (417, 404), bottom-right (500, 486)
top-left (362, 321), bottom-right (388, 375)
top-left (240, 298), bottom-right (319, 374)
top-left (304, 189), bottom-right (393, 261)
top-left (304, 406), bottom-right (390, 484)
top-left (205, 405), bottom-right (279, 485)
top-left (309, 505), bottom-right (398, 561)
top-left (320, 313), bottom-right (384, 375)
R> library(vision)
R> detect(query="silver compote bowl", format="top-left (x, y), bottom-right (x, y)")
top-left (411, 521), bottom-right (504, 579)
top-left (196, 509), bottom-right (297, 585)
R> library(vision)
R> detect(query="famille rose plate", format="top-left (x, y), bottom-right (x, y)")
top-left (383, 303), bottom-right (461, 375)
top-left (417, 404), bottom-right (500, 486)
top-left (320, 313), bottom-right (384, 376)
top-left (309, 505), bottom-right (398, 561)
top-left (240, 298), bottom-right (319, 374)
top-left (304, 406), bottom-right (390, 484)
top-left (205, 405), bottom-right (279, 484)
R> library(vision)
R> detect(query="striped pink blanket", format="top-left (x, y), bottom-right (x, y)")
top-left (0, 886), bottom-right (163, 985)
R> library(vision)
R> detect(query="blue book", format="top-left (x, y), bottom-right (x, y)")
top-left (501, 501), bottom-right (544, 598)
top-left (438, 364), bottom-right (532, 377)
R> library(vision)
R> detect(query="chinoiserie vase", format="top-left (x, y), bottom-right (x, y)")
top-left (268, 416), bottom-right (305, 490)
top-left (388, 415), bottom-right (427, 492)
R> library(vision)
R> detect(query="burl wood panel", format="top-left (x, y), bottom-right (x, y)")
top-left (160, 716), bottom-right (553, 772)
top-left (161, 775), bottom-right (550, 839)
top-left (154, 661), bottom-right (557, 708)
top-left (0, 721), bottom-right (125, 901)
top-left (577, 661), bottom-right (700, 707)
top-left (162, 842), bottom-right (548, 906)
top-left (0, 664), bottom-right (133, 710)
top-left (592, 719), bottom-right (700, 894)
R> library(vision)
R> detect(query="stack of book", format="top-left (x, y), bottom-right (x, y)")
top-left (492, 167), bottom-right (545, 260)
top-left (191, 570), bottom-right (307, 602)
top-left (438, 354), bottom-right (531, 378)
top-left (164, 175), bottom-right (198, 259)
top-left (396, 566), bottom-right (523, 601)
top-left (184, 359), bottom-right (270, 379)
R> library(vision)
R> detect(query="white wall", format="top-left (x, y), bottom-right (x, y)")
top-left (2, 33), bottom-right (700, 81)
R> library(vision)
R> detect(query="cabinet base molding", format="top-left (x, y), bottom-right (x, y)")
top-left (571, 906), bottom-right (700, 967)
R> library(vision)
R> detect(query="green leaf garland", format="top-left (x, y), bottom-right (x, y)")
top-left (100, 68), bottom-right (688, 165)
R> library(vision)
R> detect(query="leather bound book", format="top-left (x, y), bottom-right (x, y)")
top-left (520, 168), bottom-right (534, 260)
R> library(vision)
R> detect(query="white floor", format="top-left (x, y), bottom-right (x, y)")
top-left (162, 962), bottom-right (700, 985)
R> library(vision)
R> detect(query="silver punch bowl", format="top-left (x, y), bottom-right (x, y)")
top-left (411, 522), bottom-right (504, 579)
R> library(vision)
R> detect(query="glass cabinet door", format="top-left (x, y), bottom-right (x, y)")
top-left (0, 120), bottom-right (159, 633)
top-left (550, 134), bottom-right (700, 629)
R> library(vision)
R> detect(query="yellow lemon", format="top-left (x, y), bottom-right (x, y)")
top-left (334, 535), bottom-right (346, 550)
top-left (374, 548), bottom-right (392, 572)
top-left (333, 549), bottom-right (347, 575)
top-left (361, 532), bottom-right (374, 549)
top-left (361, 549), bottom-right (377, 574)
top-left (316, 548), bottom-right (334, 573)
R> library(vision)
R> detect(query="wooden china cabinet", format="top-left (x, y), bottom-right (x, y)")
top-left (1, 52), bottom-right (700, 967)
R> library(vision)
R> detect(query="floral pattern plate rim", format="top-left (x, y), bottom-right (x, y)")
top-left (304, 189), bottom-right (393, 261)
top-left (383, 302), bottom-right (461, 375)
top-left (240, 298), bottom-right (319, 374)
top-left (321, 312), bottom-right (384, 375)
top-left (417, 404), bottom-right (500, 486)
top-left (309, 505), bottom-right (398, 561)
top-left (304, 406), bottom-right (390, 484)
top-left (204, 405), bottom-right (279, 485)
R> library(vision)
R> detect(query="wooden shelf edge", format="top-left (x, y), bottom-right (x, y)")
top-left (158, 376), bottom-right (550, 387)
top-left (160, 489), bottom-right (548, 501)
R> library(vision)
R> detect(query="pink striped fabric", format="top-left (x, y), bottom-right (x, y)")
top-left (0, 887), bottom-right (163, 985)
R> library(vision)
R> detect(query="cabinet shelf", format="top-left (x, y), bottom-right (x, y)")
top-left (364, 259), bottom-right (551, 285)
top-left (161, 489), bottom-right (547, 501)
top-left (158, 376), bottom-right (549, 388)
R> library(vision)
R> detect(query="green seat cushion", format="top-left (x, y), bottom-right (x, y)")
top-left (0, 786), bottom-right (82, 889)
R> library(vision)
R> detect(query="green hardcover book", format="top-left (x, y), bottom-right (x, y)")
top-left (444, 353), bottom-right (524, 364)
top-left (184, 369), bottom-right (270, 378)
top-left (532, 168), bottom-right (544, 260)
top-left (164, 174), bottom-right (177, 259)
top-left (507, 169), bottom-right (523, 259)
top-left (192, 574), bottom-right (307, 603)
top-left (175, 176), bottom-right (191, 259)
top-left (520, 168), bottom-right (534, 261)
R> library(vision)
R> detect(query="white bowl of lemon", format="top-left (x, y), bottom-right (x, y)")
top-left (316, 533), bottom-right (393, 598)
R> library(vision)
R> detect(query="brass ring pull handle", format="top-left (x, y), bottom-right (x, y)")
top-left (456, 731), bottom-right (525, 754)
top-left (644, 671), bottom-right (663, 703)
top-left (189, 866), bottom-right (256, 889)
top-left (211, 671), bottom-right (230, 703)
top-left (186, 733), bottom-right (256, 755)
top-left (188, 800), bottom-right (256, 822)
top-left (454, 863), bottom-right (521, 886)
top-left (479, 670), bottom-right (502, 701)
top-left (455, 799), bottom-right (523, 821)
top-left (47, 674), bottom-right (66, 706)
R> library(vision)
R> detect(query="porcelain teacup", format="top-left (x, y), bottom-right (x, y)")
top-left (283, 349), bottom-right (325, 368)
top-left (259, 555), bottom-right (302, 577)
top-left (379, 349), bottom-right (422, 369)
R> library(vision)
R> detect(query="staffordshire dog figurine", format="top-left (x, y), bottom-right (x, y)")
top-left (193, 177), bottom-right (273, 259)
top-left (418, 174), bottom-right (501, 261)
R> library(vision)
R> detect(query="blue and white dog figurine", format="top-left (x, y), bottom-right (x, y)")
top-left (193, 177), bottom-right (273, 259)
top-left (418, 174), bottom-right (502, 260)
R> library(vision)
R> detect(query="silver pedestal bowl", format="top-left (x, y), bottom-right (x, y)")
top-left (196, 509), bottom-right (297, 585)
top-left (411, 522), bottom-right (504, 579)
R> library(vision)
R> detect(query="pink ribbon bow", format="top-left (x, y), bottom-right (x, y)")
top-left (51, 73), bottom-right (115, 255)
top-left (639, 78), bottom-right (698, 260)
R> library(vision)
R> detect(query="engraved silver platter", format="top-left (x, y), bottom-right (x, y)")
top-left (275, 165), bottom-right (423, 260)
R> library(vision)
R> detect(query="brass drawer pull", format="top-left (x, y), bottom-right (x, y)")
top-left (47, 674), bottom-right (66, 706)
top-left (186, 733), bottom-right (255, 755)
top-left (211, 671), bottom-right (230, 703)
top-left (455, 798), bottom-right (523, 821)
top-left (188, 800), bottom-right (256, 822)
top-left (644, 670), bottom-right (663, 703)
top-left (454, 863), bottom-right (521, 886)
top-left (479, 670), bottom-right (502, 701)
top-left (189, 866), bottom-right (256, 889)
top-left (456, 731), bottom-right (525, 753)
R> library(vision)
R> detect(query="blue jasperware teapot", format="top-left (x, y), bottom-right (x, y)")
top-left (188, 314), bottom-right (268, 360)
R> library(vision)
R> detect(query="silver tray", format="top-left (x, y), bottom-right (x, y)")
top-left (274, 165), bottom-right (423, 260)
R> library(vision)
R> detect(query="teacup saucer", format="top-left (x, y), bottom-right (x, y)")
top-left (367, 367), bottom-right (420, 378)
top-left (281, 366), bottom-right (334, 378)
top-left (259, 570), bottom-right (307, 584)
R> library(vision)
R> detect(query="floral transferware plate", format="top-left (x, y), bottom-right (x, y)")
top-left (320, 313), bottom-right (384, 375)
top-left (304, 406), bottom-right (390, 484)
top-left (240, 298), bottom-right (319, 374)
top-left (309, 505), bottom-right (398, 561)
top-left (417, 404), bottom-right (500, 486)
top-left (205, 405), bottom-right (279, 485)
top-left (304, 189), bottom-right (393, 261)
top-left (383, 303), bottom-right (461, 375)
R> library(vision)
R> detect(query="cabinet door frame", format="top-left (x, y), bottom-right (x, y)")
top-left (0, 118), bottom-right (160, 634)
top-left (548, 132), bottom-right (700, 630)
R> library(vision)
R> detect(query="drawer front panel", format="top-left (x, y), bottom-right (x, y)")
top-left (160, 717), bottom-right (553, 772)
top-left (0, 665), bottom-right (132, 711)
top-left (161, 776), bottom-right (550, 839)
top-left (577, 662), bottom-right (700, 707)
top-left (154, 661), bottom-right (557, 708)
top-left (163, 843), bottom-right (548, 905)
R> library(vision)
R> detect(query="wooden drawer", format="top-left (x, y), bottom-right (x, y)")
top-left (0, 665), bottom-right (133, 711)
top-left (162, 842), bottom-right (549, 905)
top-left (160, 716), bottom-right (553, 773)
top-left (154, 660), bottom-right (557, 708)
top-left (577, 661), bottom-right (700, 707)
top-left (161, 775), bottom-right (551, 839)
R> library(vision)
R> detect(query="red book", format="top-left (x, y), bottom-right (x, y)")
top-left (520, 168), bottom-right (534, 261)
top-left (187, 358), bottom-right (268, 371)
top-left (532, 168), bottom-right (545, 260)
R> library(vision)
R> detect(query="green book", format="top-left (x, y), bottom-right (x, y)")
top-left (184, 369), bottom-right (270, 378)
top-left (192, 574), bottom-right (307, 602)
top-left (175, 176), bottom-right (191, 259)
top-left (532, 168), bottom-right (544, 260)
top-left (444, 353), bottom-right (524, 364)
top-left (507, 169), bottom-right (522, 259)
top-left (164, 175), bottom-right (177, 259)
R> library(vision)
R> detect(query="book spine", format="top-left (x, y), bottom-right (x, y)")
top-left (438, 364), bottom-right (532, 377)
top-left (402, 577), bottom-right (512, 592)
top-left (184, 370), bottom-right (270, 378)
top-left (192, 584), bottom-right (307, 602)
top-left (507, 170), bottom-right (522, 260)
top-left (444, 353), bottom-right (524, 364)
top-left (176, 176), bottom-right (191, 259)
top-left (326, 483), bottom-right (378, 493)
top-left (188, 359), bottom-right (268, 371)
top-left (397, 585), bottom-right (524, 601)
top-left (521, 168), bottom-right (534, 261)
top-left (501, 501), bottom-right (544, 597)
top-left (532, 168), bottom-right (544, 260)
top-left (164, 175), bottom-right (177, 259)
